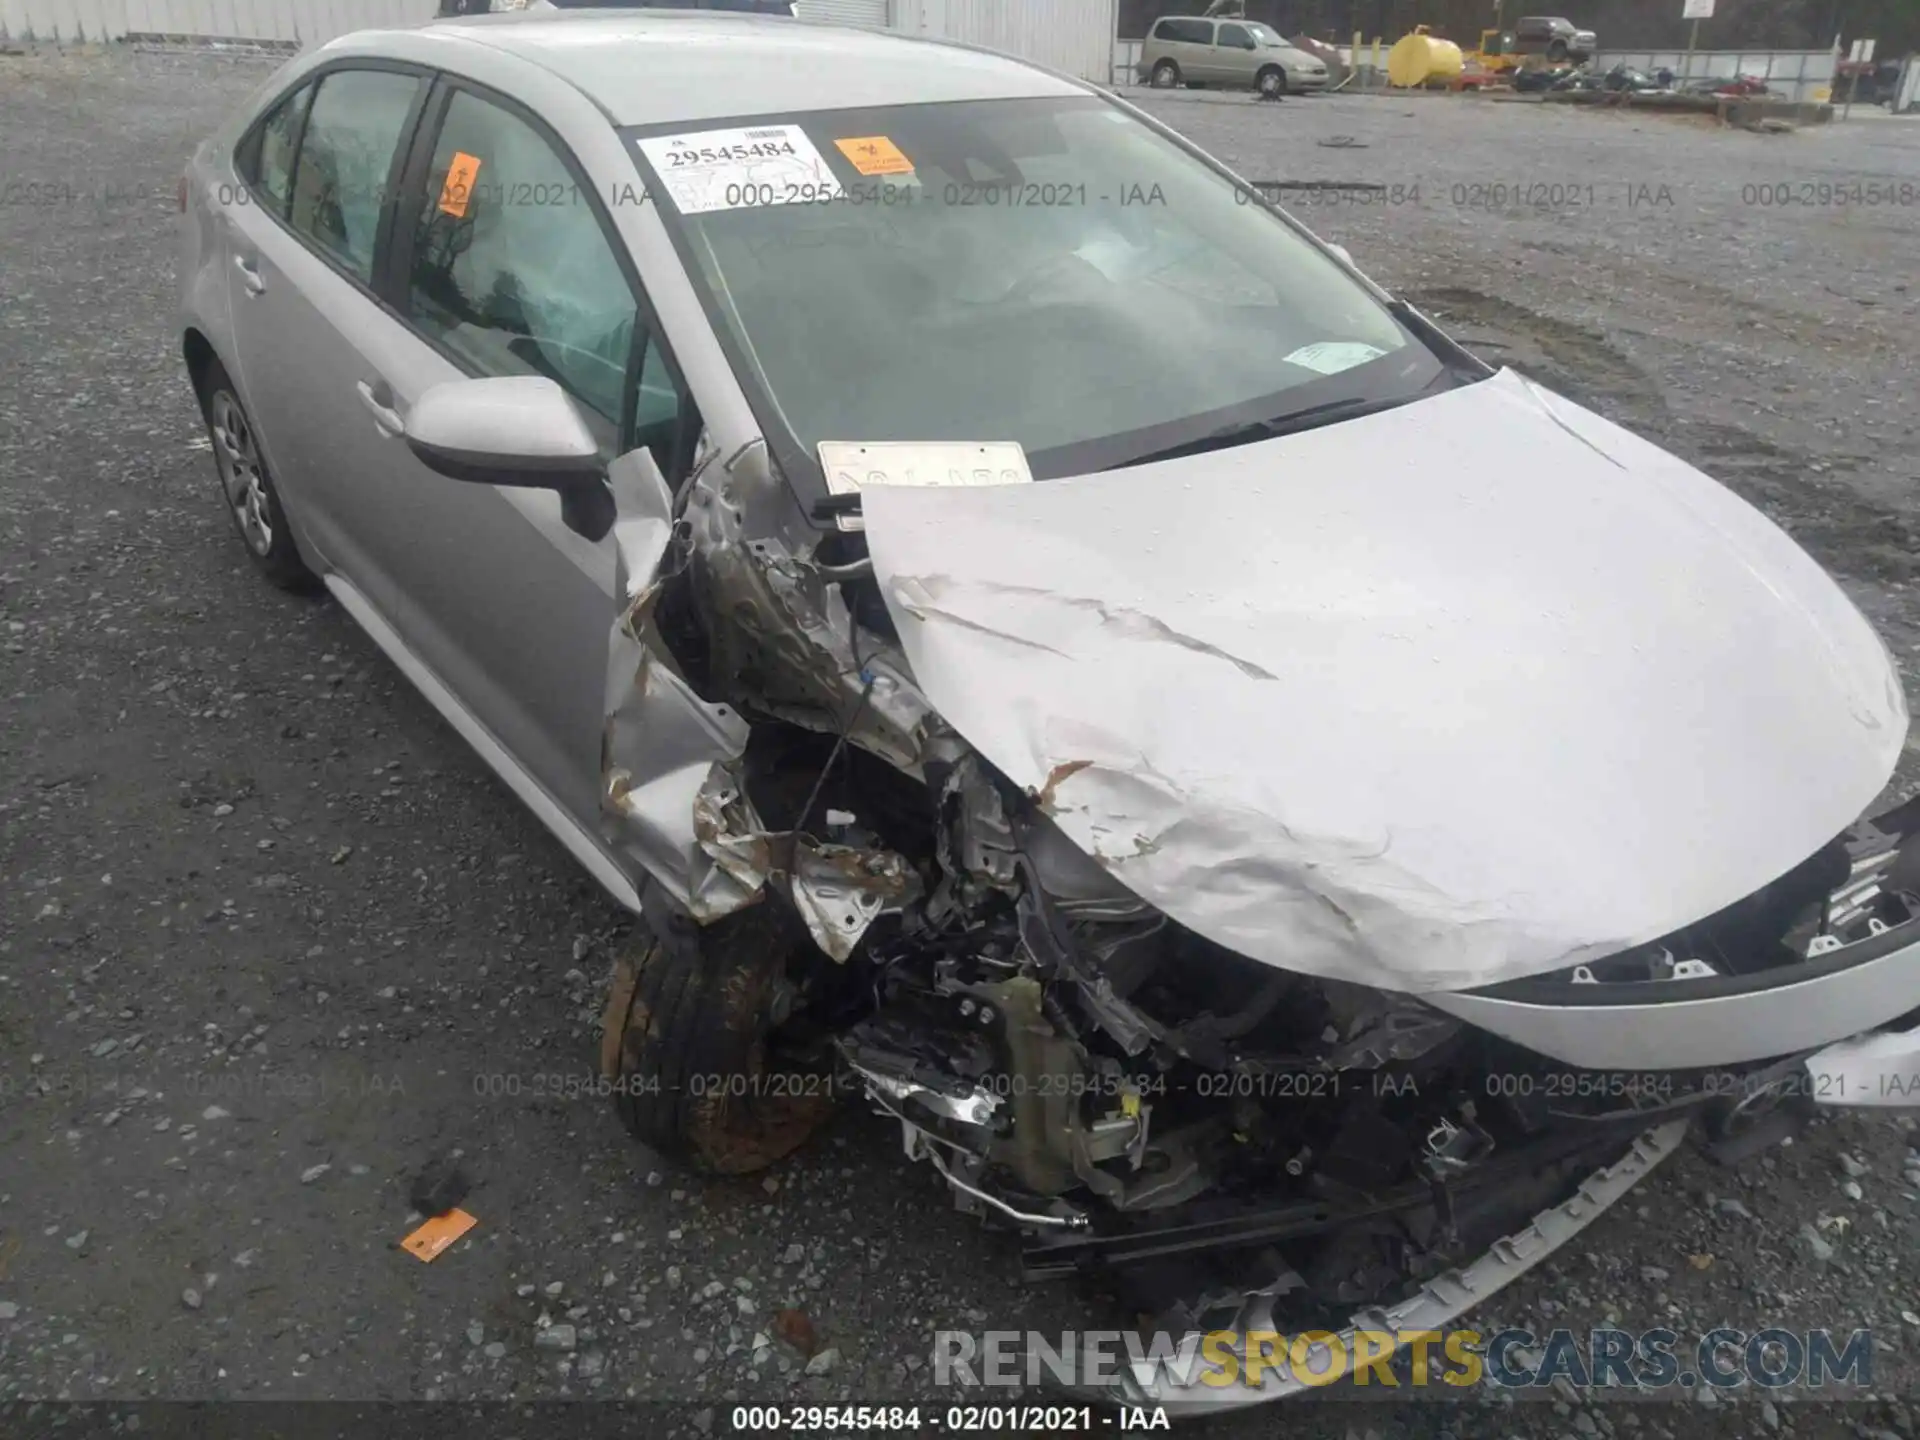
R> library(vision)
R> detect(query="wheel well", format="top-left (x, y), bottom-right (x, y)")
top-left (1258, 64), bottom-right (1283, 80)
top-left (182, 328), bottom-right (217, 404)
top-left (1154, 58), bottom-right (1179, 74)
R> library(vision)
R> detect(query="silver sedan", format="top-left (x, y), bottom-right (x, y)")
top-left (180, 6), bottom-right (1920, 1412)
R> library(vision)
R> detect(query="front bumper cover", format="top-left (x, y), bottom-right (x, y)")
top-left (1805, 1019), bottom-right (1920, 1106)
top-left (1053, 1120), bottom-right (1688, 1415)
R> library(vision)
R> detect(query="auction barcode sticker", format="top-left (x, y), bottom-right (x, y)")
top-left (637, 125), bottom-right (844, 215)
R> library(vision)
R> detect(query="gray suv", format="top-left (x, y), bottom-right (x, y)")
top-left (1139, 15), bottom-right (1329, 95)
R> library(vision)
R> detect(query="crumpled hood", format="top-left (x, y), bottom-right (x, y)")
top-left (862, 369), bottom-right (1909, 993)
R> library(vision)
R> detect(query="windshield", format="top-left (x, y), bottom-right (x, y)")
top-left (623, 96), bottom-right (1445, 487)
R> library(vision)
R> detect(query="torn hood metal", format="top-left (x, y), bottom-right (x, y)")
top-left (862, 369), bottom-right (1909, 994)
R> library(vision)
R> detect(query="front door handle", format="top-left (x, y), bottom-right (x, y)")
top-left (356, 379), bottom-right (405, 437)
top-left (232, 252), bottom-right (266, 297)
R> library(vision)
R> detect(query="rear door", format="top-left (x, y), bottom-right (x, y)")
top-left (1180, 19), bottom-right (1221, 80)
top-left (222, 64), bottom-right (428, 562)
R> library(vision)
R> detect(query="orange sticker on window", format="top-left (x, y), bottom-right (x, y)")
top-left (438, 151), bottom-right (482, 218)
top-left (400, 1206), bottom-right (478, 1262)
top-left (834, 136), bottom-right (913, 176)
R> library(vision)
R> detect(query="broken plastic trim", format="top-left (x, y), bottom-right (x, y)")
top-left (1052, 1119), bottom-right (1688, 1414)
top-left (690, 769), bottom-right (922, 960)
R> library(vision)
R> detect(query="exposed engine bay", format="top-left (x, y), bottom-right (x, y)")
top-left (596, 427), bottom-right (1920, 1347)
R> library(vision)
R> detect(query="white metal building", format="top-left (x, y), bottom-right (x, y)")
top-left (889, 0), bottom-right (1117, 85)
top-left (1, 0), bottom-right (1120, 84)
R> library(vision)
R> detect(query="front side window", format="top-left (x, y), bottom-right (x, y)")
top-left (288, 68), bottom-right (423, 283)
top-left (627, 96), bottom-right (1445, 485)
top-left (1245, 21), bottom-right (1286, 47)
top-left (405, 90), bottom-right (640, 435)
top-left (1217, 22), bottom-right (1255, 49)
top-left (243, 82), bottom-right (314, 216)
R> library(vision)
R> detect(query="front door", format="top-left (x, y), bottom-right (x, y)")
top-left (233, 69), bottom-right (693, 837)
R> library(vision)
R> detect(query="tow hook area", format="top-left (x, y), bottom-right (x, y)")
top-left (1699, 1067), bottom-right (1816, 1166)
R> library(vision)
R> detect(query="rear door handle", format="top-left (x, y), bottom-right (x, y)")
top-left (232, 252), bottom-right (266, 297)
top-left (356, 379), bottom-right (406, 437)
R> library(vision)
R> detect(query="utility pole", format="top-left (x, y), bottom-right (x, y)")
top-left (1680, 0), bottom-right (1713, 86)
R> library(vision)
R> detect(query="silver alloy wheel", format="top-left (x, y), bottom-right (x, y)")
top-left (209, 390), bottom-right (273, 556)
top-left (1259, 69), bottom-right (1284, 96)
top-left (1151, 61), bottom-right (1178, 88)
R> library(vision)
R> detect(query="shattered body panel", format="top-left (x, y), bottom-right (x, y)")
top-left (614, 356), bottom-right (1920, 1415)
top-left (577, 223), bottom-right (1919, 1430)
top-left (863, 369), bottom-right (1907, 994)
top-left (598, 438), bottom-right (928, 957)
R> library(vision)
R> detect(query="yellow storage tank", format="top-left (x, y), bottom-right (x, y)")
top-left (1387, 26), bottom-right (1464, 87)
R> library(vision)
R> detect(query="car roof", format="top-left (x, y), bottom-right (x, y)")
top-left (404, 9), bottom-right (1086, 127)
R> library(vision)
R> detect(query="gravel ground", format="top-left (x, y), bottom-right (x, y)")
top-left (3, 48), bottom-right (1920, 1440)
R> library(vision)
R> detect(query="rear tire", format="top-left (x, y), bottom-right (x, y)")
top-left (601, 904), bottom-right (834, 1176)
top-left (1150, 59), bottom-right (1181, 88)
top-left (195, 360), bottom-right (318, 593)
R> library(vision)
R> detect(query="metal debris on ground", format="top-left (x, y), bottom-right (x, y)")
top-left (408, 1159), bottom-right (471, 1218)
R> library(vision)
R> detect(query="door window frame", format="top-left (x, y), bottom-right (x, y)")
top-left (382, 72), bottom-right (695, 465)
top-left (232, 58), bottom-right (435, 301)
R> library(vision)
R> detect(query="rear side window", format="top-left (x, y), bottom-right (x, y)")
top-left (404, 89), bottom-right (639, 430)
top-left (242, 82), bottom-right (314, 216)
top-left (288, 68), bottom-right (423, 284)
top-left (1154, 18), bottom-right (1212, 44)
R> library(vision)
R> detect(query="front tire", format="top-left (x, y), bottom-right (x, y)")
top-left (1150, 59), bottom-right (1181, 88)
top-left (1257, 65), bottom-right (1287, 97)
top-left (601, 904), bottom-right (834, 1176)
top-left (196, 360), bottom-right (317, 592)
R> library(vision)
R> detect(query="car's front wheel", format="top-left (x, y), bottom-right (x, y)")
top-left (1150, 59), bottom-right (1181, 88)
top-left (196, 361), bottom-right (317, 592)
top-left (1257, 65), bottom-right (1287, 97)
top-left (601, 904), bottom-right (835, 1175)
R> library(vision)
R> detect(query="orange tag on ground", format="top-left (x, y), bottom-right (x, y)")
top-left (401, 1207), bottom-right (477, 1261)
top-left (834, 136), bottom-right (912, 176)
top-left (438, 152), bottom-right (482, 218)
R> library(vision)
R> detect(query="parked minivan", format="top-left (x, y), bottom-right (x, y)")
top-left (1139, 15), bottom-right (1330, 95)
top-left (1512, 15), bottom-right (1596, 61)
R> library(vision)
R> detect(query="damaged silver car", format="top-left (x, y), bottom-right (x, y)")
top-left (180, 4), bottom-right (1919, 1412)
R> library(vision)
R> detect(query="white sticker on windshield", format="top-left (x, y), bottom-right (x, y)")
top-left (1284, 341), bottom-right (1388, 376)
top-left (638, 125), bottom-right (844, 215)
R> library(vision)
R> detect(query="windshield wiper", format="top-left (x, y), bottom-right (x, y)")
top-left (1111, 391), bottom-right (1412, 470)
top-left (1111, 344), bottom-right (1487, 472)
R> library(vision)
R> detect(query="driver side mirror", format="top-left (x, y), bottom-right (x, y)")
top-left (405, 375), bottom-right (615, 541)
